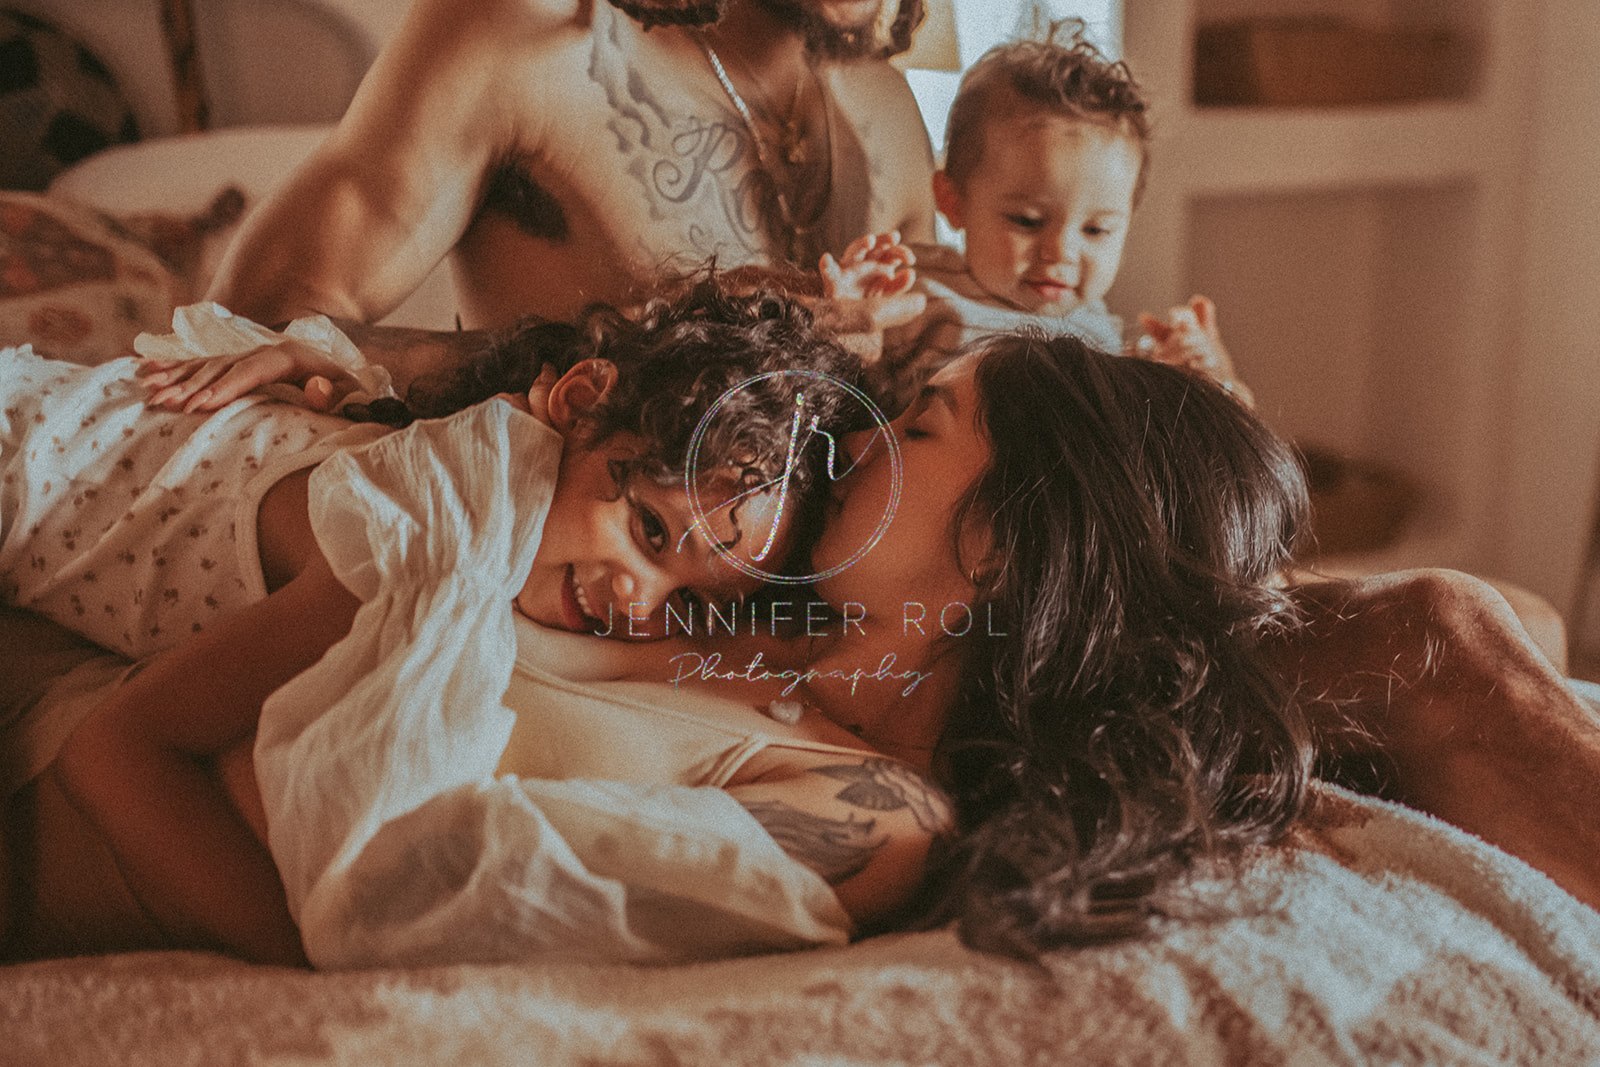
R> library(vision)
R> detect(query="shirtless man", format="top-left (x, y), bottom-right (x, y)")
top-left (209, 0), bottom-right (936, 328)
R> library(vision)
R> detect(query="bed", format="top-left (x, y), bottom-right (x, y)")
top-left (0, 781), bottom-right (1595, 1064)
top-left (0, 120), bottom-right (1597, 1067)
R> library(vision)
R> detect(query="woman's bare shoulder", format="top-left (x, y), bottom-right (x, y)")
top-left (726, 746), bottom-right (954, 927)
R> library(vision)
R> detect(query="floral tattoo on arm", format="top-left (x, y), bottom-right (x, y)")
top-left (739, 759), bottom-right (954, 885)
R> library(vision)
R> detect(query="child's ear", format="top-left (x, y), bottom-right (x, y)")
top-left (932, 171), bottom-right (966, 230)
top-left (543, 358), bottom-right (619, 434)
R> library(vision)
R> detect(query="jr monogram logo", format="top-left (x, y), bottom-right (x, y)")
top-left (684, 369), bottom-right (900, 584)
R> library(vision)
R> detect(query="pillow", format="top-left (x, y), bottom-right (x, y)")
top-left (46, 125), bottom-right (329, 310)
top-left (104, 185), bottom-right (247, 299)
top-left (47, 126), bottom-right (461, 331)
top-left (0, 9), bottom-right (140, 190)
top-left (0, 190), bottom-right (242, 365)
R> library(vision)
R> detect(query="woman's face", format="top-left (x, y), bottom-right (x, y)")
top-left (812, 355), bottom-right (992, 623)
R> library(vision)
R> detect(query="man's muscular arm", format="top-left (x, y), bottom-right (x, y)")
top-left (1273, 569), bottom-right (1600, 913)
top-left (209, 0), bottom-right (574, 324)
top-left (137, 320), bottom-right (497, 413)
top-left (868, 67), bottom-right (936, 243)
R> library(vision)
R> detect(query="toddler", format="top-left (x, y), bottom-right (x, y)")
top-left (821, 25), bottom-right (1251, 410)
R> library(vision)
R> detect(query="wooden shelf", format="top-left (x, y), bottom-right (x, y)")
top-left (1168, 101), bottom-right (1486, 196)
top-left (1117, 1), bottom-right (1565, 599)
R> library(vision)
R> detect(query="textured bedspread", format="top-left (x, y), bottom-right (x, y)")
top-left (4, 783), bottom-right (1598, 1066)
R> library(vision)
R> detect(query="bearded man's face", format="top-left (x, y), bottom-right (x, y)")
top-left (758, 0), bottom-right (897, 60)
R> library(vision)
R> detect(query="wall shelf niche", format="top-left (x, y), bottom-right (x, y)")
top-left (1115, 0), bottom-right (1532, 577)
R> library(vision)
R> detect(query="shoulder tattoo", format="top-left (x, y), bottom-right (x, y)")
top-left (739, 800), bottom-right (880, 884)
top-left (738, 758), bottom-right (955, 885)
top-left (813, 758), bottom-right (954, 835)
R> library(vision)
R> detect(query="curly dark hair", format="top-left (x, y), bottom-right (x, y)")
top-left (943, 20), bottom-right (1152, 201)
top-left (924, 332), bottom-right (1313, 956)
top-left (605, 0), bottom-right (925, 59)
top-left (604, 0), bottom-right (723, 29)
top-left (371, 278), bottom-right (864, 568)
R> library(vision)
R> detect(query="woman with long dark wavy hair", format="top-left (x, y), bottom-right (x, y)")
top-left (778, 330), bottom-right (1313, 952)
top-left (7, 289), bottom-right (1595, 964)
top-left (821, 330), bottom-right (1600, 953)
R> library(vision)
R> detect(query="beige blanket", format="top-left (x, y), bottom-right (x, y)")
top-left (4, 783), bottom-right (1598, 1066)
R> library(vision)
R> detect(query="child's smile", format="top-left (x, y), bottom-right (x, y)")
top-left (1022, 277), bottom-right (1074, 305)
top-left (559, 563), bottom-right (605, 632)
top-left (518, 433), bottom-right (789, 640)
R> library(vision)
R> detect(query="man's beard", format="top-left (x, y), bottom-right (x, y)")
top-left (756, 0), bottom-right (892, 60)
top-left (603, 0), bottom-right (919, 59)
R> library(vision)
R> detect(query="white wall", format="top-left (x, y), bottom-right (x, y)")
top-left (7, 0), bottom-right (392, 135)
top-left (1497, 1), bottom-right (1600, 624)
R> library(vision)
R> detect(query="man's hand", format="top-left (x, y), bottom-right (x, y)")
top-left (1135, 295), bottom-right (1254, 406)
top-left (138, 340), bottom-right (358, 414)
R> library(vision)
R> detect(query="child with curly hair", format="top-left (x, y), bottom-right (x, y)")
top-left (1, 281), bottom-right (939, 965)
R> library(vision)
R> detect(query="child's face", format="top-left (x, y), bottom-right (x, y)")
top-left (515, 433), bottom-right (787, 640)
top-left (935, 115), bottom-right (1140, 317)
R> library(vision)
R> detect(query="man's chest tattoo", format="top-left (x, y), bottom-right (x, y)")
top-left (588, 16), bottom-right (765, 258)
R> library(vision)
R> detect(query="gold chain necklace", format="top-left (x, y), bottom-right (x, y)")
top-left (695, 33), bottom-right (832, 261)
top-left (727, 46), bottom-right (809, 166)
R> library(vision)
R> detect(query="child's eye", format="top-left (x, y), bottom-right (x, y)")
top-left (1084, 223), bottom-right (1116, 239)
top-left (633, 499), bottom-right (669, 553)
top-left (898, 390), bottom-right (940, 441)
top-left (1004, 214), bottom-right (1044, 231)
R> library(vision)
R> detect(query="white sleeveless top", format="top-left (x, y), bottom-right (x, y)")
top-left (499, 618), bottom-right (874, 787)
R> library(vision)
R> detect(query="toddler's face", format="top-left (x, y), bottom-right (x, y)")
top-left (515, 433), bottom-right (787, 640)
top-left (937, 115), bottom-right (1140, 317)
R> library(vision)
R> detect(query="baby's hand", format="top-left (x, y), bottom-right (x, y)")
top-left (139, 339), bottom-right (355, 414)
top-left (820, 232), bottom-right (916, 301)
top-left (817, 231), bottom-right (927, 340)
top-left (1135, 296), bottom-right (1255, 406)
